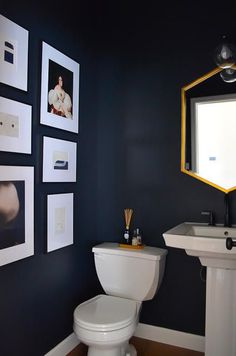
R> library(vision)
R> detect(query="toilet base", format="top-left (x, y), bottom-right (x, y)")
top-left (87, 342), bottom-right (137, 356)
top-left (126, 343), bottom-right (137, 356)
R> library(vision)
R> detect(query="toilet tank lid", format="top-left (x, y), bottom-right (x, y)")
top-left (92, 242), bottom-right (167, 260)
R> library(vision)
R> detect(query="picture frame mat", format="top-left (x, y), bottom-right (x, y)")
top-left (43, 136), bottom-right (77, 182)
top-left (0, 96), bottom-right (32, 154)
top-left (0, 14), bottom-right (28, 91)
top-left (40, 42), bottom-right (79, 133)
top-left (47, 193), bottom-right (74, 252)
top-left (0, 166), bottom-right (34, 266)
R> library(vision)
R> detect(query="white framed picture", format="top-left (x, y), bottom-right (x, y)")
top-left (42, 136), bottom-right (77, 182)
top-left (0, 14), bottom-right (29, 91)
top-left (0, 166), bottom-right (34, 266)
top-left (40, 42), bottom-right (80, 133)
top-left (0, 96), bottom-right (32, 154)
top-left (47, 193), bottom-right (74, 252)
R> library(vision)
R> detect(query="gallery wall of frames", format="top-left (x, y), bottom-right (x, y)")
top-left (0, 14), bottom-right (80, 266)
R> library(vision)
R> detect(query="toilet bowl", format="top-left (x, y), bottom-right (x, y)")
top-left (73, 243), bottom-right (167, 356)
top-left (74, 294), bottom-right (140, 356)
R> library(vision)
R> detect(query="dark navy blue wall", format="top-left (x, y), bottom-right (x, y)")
top-left (94, 0), bottom-right (236, 336)
top-left (1, 0), bottom-right (236, 354)
top-left (0, 2), bottom-right (103, 355)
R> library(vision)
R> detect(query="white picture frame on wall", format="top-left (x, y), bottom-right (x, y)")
top-left (42, 136), bottom-right (77, 182)
top-left (40, 42), bottom-right (80, 133)
top-left (0, 14), bottom-right (29, 91)
top-left (0, 96), bottom-right (32, 154)
top-left (47, 193), bottom-right (74, 252)
top-left (0, 166), bottom-right (34, 266)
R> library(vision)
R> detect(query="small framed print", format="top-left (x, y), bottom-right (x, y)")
top-left (42, 136), bottom-right (77, 182)
top-left (0, 14), bottom-right (29, 91)
top-left (0, 96), bottom-right (32, 154)
top-left (47, 193), bottom-right (74, 252)
top-left (0, 166), bottom-right (34, 266)
top-left (40, 42), bottom-right (80, 133)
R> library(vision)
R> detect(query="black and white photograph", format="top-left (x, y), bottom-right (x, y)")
top-left (0, 166), bottom-right (34, 266)
top-left (0, 14), bottom-right (28, 91)
top-left (0, 96), bottom-right (32, 154)
top-left (42, 136), bottom-right (77, 182)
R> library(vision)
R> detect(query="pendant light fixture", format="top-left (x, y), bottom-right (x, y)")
top-left (214, 35), bottom-right (236, 82)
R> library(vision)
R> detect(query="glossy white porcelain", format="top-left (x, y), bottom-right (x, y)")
top-left (73, 243), bottom-right (167, 356)
top-left (74, 295), bottom-right (138, 332)
top-left (93, 243), bottom-right (167, 300)
top-left (163, 222), bottom-right (236, 356)
top-left (74, 296), bottom-right (139, 356)
top-left (163, 222), bottom-right (236, 268)
top-left (205, 267), bottom-right (236, 356)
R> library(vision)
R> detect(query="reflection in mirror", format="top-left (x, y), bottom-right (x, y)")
top-left (181, 67), bottom-right (236, 193)
top-left (191, 93), bottom-right (236, 189)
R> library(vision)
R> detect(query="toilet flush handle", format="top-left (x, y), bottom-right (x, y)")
top-left (226, 237), bottom-right (236, 250)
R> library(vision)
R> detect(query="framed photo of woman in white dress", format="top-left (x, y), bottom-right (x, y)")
top-left (40, 42), bottom-right (80, 133)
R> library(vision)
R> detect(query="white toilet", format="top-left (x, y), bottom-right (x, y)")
top-left (73, 242), bottom-right (167, 356)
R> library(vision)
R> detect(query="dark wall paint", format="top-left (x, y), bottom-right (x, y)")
top-left (1, 0), bottom-right (236, 354)
top-left (0, 2), bottom-right (103, 355)
top-left (93, 0), bottom-right (236, 337)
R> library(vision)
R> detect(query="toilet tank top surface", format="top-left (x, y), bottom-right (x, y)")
top-left (74, 294), bottom-right (137, 331)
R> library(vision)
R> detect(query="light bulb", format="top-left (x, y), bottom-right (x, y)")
top-left (220, 68), bottom-right (236, 83)
top-left (214, 38), bottom-right (236, 69)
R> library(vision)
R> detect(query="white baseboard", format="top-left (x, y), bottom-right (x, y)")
top-left (44, 333), bottom-right (79, 356)
top-left (45, 323), bottom-right (205, 355)
top-left (134, 323), bottom-right (205, 353)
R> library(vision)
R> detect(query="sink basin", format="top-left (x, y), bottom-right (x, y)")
top-left (163, 222), bottom-right (236, 269)
top-left (163, 222), bottom-right (236, 355)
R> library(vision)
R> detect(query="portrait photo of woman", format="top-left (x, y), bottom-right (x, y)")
top-left (47, 60), bottom-right (73, 119)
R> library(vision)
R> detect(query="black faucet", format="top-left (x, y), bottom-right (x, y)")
top-left (224, 194), bottom-right (231, 227)
top-left (201, 210), bottom-right (214, 226)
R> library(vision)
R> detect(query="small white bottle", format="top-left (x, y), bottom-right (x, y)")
top-left (132, 237), bottom-right (138, 246)
top-left (136, 228), bottom-right (142, 245)
top-left (132, 229), bottom-right (138, 246)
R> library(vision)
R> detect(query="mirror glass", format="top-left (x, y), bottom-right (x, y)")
top-left (181, 67), bottom-right (236, 193)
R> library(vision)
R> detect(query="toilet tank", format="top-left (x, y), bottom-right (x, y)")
top-left (92, 243), bottom-right (167, 302)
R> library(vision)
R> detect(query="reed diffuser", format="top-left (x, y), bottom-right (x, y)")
top-left (124, 208), bottom-right (133, 244)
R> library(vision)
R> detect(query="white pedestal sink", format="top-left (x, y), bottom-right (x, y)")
top-left (163, 222), bottom-right (236, 356)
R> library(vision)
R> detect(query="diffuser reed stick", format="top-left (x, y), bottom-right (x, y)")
top-left (124, 208), bottom-right (133, 230)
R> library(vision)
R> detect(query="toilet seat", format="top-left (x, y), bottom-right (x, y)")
top-left (74, 294), bottom-right (137, 332)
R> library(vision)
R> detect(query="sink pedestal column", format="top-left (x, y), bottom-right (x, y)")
top-left (205, 267), bottom-right (236, 356)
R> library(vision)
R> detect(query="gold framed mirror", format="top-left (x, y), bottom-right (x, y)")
top-left (181, 67), bottom-right (236, 193)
